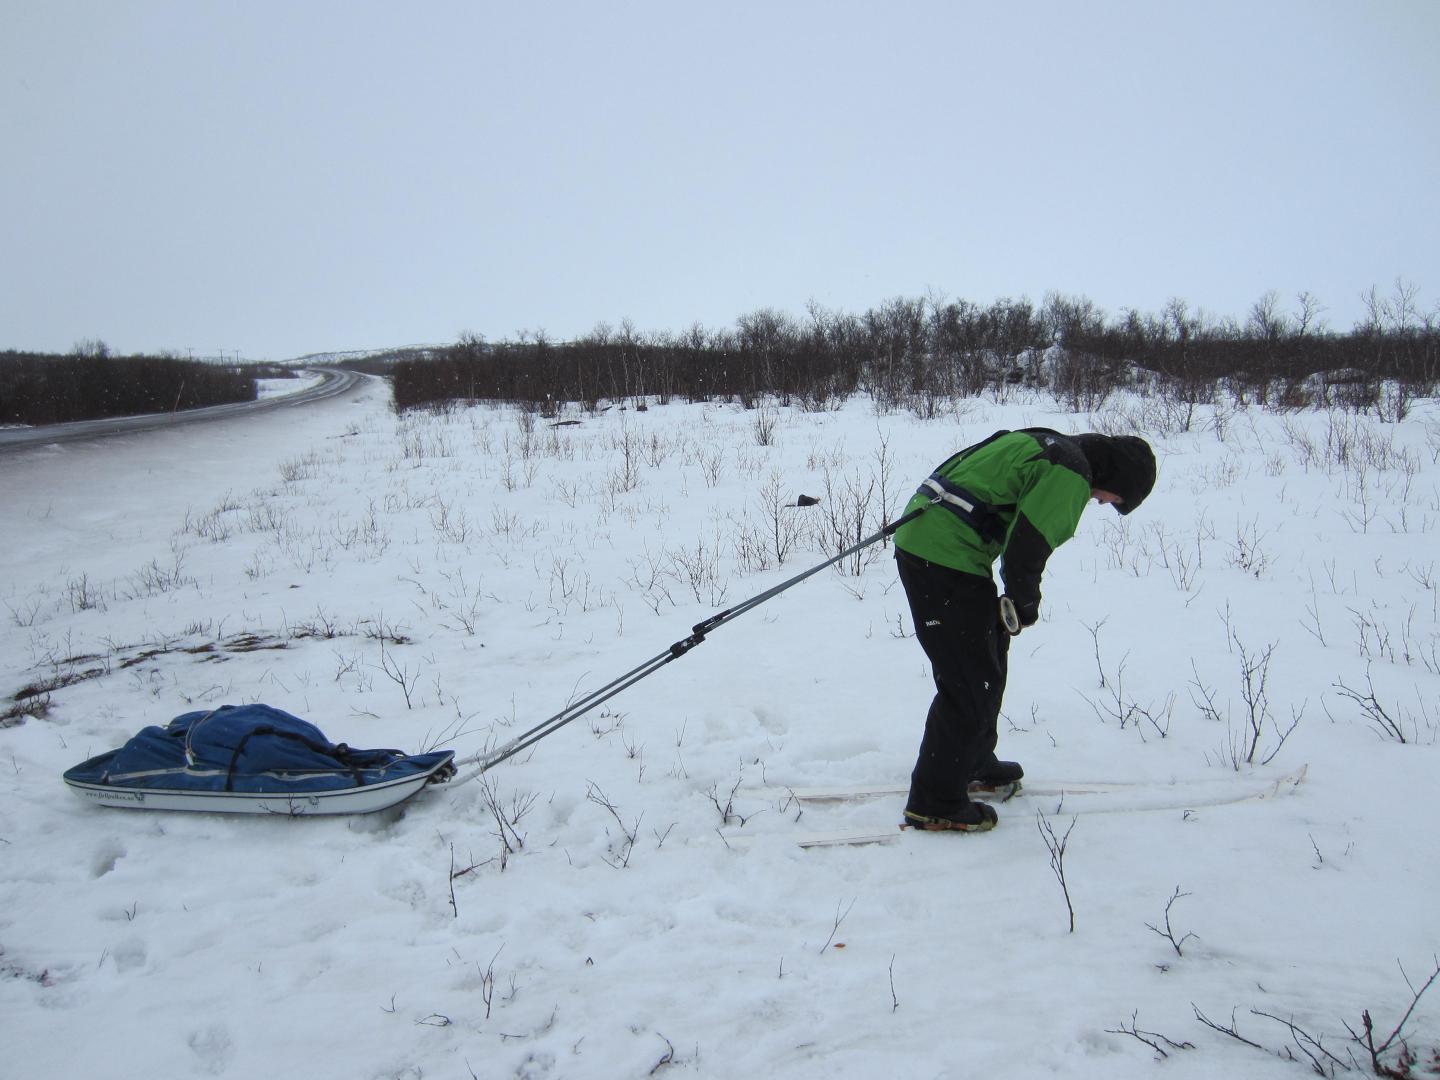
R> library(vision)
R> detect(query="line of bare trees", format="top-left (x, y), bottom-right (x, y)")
top-left (392, 284), bottom-right (1440, 417)
top-left (0, 342), bottom-right (259, 425)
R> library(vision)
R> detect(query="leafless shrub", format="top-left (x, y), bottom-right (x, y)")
top-left (429, 496), bottom-right (472, 543)
top-left (1107, 1012), bottom-right (1195, 1060)
top-left (65, 574), bottom-right (107, 613)
top-left (667, 536), bottom-right (728, 606)
top-left (1081, 651), bottom-right (1175, 740)
top-left (1037, 813), bottom-right (1077, 933)
top-left (277, 452), bottom-right (320, 484)
top-left (186, 503), bottom-right (238, 542)
top-left (124, 554), bottom-right (194, 599)
top-left (706, 768), bottom-right (764, 828)
top-left (585, 781), bottom-right (641, 868)
top-left (1328, 663), bottom-right (1433, 744)
top-left (817, 896), bottom-right (857, 955)
top-left (2, 693), bottom-right (51, 727)
top-left (1148, 523), bottom-right (1201, 591)
top-left (695, 444), bottom-right (725, 488)
top-left (376, 638), bottom-right (421, 710)
top-left (5, 596), bottom-right (46, 628)
top-left (625, 549), bottom-right (677, 615)
top-left (478, 774), bottom-right (537, 857)
top-left (608, 425), bottom-right (643, 493)
top-left (288, 605), bottom-right (345, 640)
top-left (1052, 349), bottom-right (1114, 412)
top-left (1193, 632), bottom-right (1302, 768)
top-left (435, 567), bottom-right (491, 636)
top-left (1343, 959), bottom-right (1440, 1078)
top-left (1193, 957), bottom-right (1440, 1077)
top-left (1146, 886), bottom-right (1198, 957)
top-left (757, 470), bottom-right (805, 567)
top-left (752, 405), bottom-right (780, 446)
top-left (815, 465), bottom-right (883, 576)
top-left (643, 431), bottom-right (673, 468)
top-left (1228, 516), bottom-right (1272, 578)
top-left (729, 513), bottom-right (774, 576)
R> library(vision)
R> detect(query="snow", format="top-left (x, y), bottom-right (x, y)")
top-left (1, 377), bottom-right (1436, 1079)
top-left (255, 373), bottom-right (324, 400)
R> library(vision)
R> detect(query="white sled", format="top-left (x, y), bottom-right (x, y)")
top-left (63, 750), bottom-right (456, 816)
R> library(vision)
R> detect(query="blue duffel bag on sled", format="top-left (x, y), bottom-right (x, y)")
top-left (63, 704), bottom-right (455, 815)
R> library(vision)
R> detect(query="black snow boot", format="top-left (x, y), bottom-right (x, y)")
top-left (972, 755), bottom-right (1024, 788)
top-left (902, 802), bottom-right (999, 832)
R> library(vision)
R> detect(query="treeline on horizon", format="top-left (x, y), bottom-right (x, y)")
top-left (392, 285), bottom-right (1440, 419)
top-left (0, 342), bottom-right (264, 425)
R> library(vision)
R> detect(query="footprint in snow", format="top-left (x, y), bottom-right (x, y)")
top-left (187, 1022), bottom-right (234, 1075)
top-left (90, 840), bottom-right (126, 878)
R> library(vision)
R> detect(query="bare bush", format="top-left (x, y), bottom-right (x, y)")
top-left (815, 466), bottom-right (883, 576)
top-left (1191, 631), bottom-right (1303, 768)
top-left (1328, 663), bottom-right (1434, 744)
top-left (388, 284), bottom-right (1439, 417)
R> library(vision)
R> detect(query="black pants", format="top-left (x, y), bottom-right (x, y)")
top-left (896, 550), bottom-right (1009, 816)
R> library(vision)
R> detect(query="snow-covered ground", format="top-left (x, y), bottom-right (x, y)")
top-left (256, 373), bottom-right (324, 399)
top-left (1, 376), bottom-right (1436, 1079)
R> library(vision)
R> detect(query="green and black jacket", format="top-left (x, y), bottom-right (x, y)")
top-left (894, 429), bottom-right (1092, 619)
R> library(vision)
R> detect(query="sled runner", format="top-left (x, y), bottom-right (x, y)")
top-left (63, 704), bottom-right (455, 815)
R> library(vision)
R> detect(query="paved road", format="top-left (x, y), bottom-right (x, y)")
top-left (0, 367), bottom-right (364, 452)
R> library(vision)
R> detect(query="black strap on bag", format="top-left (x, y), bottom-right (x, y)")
top-left (224, 726), bottom-right (375, 791)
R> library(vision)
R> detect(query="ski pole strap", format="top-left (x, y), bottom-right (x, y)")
top-left (916, 475), bottom-right (1009, 545)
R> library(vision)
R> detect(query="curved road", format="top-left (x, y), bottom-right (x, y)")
top-left (0, 367), bottom-right (364, 452)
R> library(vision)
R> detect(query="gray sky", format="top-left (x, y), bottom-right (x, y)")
top-left (3, 0), bottom-right (1437, 361)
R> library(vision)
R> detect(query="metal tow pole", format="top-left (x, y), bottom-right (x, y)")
top-left (448, 500), bottom-right (935, 786)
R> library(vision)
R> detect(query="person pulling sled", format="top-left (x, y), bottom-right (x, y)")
top-left (894, 429), bottom-right (1157, 832)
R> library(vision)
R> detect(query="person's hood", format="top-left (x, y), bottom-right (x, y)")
top-left (1075, 434), bottom-right (1156, 515)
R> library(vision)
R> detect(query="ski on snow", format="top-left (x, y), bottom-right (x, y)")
top-left (729, 764), bottom-right (1308, 849)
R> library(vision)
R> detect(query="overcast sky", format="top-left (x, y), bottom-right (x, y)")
top-left (3, 1), bottom-right (1437, 361)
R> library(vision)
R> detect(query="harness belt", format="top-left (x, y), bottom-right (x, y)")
top-left (916, 475), bottom-right (1010, 545)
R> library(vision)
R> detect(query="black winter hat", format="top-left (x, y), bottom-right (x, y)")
top-left (1075, 434), bottom-right (1156, 515)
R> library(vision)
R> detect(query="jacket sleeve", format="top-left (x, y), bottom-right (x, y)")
top-left (999, 463), bottom-right (1090, 620)
top-left (999, 513), bottom-right (1052, 622)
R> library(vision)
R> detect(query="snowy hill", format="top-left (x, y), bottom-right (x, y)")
top-left (1, 376), bottom-right (1436, 1078)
